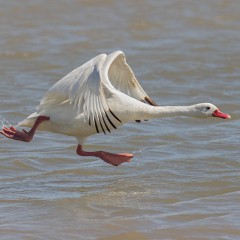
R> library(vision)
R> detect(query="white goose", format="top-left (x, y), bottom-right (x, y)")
top-left (1, 51), bottom-right (231, 166)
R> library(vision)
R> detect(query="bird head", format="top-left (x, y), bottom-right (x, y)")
top-left (193, 103), bottom-right (231, 119)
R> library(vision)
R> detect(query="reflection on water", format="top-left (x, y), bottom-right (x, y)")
top-left (0, 0), bottom-right (240, 239)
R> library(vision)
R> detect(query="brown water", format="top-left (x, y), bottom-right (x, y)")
top-left (0, 1), bottom-right (240, 239)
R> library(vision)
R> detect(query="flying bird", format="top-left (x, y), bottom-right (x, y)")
top-left (0, 51), bottom-right (231, 166)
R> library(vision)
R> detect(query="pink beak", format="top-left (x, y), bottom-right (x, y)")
top-left (212, 109), bottom-right (231, 119)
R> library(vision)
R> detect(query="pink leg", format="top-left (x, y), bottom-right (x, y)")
top-left (76, 145), bottom-right (133, 166)
top-left (0, 116), bottom-right (50, 142)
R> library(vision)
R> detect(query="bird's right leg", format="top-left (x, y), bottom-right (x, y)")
top-left (0, 116), bottom-right (50, 142)
top-left (76, 145), bottom-right (133, 166)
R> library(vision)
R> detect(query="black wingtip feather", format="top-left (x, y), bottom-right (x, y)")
top-left (109, 109), bottom-right (122, 123)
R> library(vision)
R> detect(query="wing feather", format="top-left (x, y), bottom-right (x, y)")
top-left (37, 54), bottom-right (113, 132)
top-left (106, 51), bottom-right (158, 106)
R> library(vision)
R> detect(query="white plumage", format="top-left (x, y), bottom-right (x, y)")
top-left (19, 51), bottom-right (157, 142)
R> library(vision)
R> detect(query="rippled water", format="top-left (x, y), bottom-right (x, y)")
top-left (0, 1), bottom-right (240, 239)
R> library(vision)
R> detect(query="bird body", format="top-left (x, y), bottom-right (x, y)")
top-left (1, 51), bottom-right (231, 166)
top-left (18, 51), bottom-right (159, 140)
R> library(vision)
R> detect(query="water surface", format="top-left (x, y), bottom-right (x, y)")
top-left (0, 1), bottom-right (240, 239)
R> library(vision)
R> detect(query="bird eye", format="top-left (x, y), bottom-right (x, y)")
top-left (206, 107), bottom-right (210, 111)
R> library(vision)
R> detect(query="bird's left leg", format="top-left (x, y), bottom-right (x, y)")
top-left (0, 116), bottom-right (50, 142)
top-left (76, 145), bottom-right (133, 166)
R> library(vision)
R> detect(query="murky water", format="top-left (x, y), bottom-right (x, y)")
top-left (0, 0), bottom-right (240, 239)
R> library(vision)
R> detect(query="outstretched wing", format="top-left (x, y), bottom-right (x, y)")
top-left (105, 51), bottom-right (158, 106)
top-left (37, 51), bottom-right (158, 134)
top-left (37, 53), bottom-right (121, 134)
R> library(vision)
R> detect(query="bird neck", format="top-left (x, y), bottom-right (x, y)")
top-left (141, 105), bottom-right (198, 119)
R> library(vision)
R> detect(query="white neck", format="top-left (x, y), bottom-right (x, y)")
top-left (154, 105), bottom-right (197, 117)
top-left (133, 104), bottom-right (199, 120)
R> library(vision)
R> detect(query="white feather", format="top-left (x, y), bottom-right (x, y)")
top-left (19, 51), bottom-right (158, 137)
